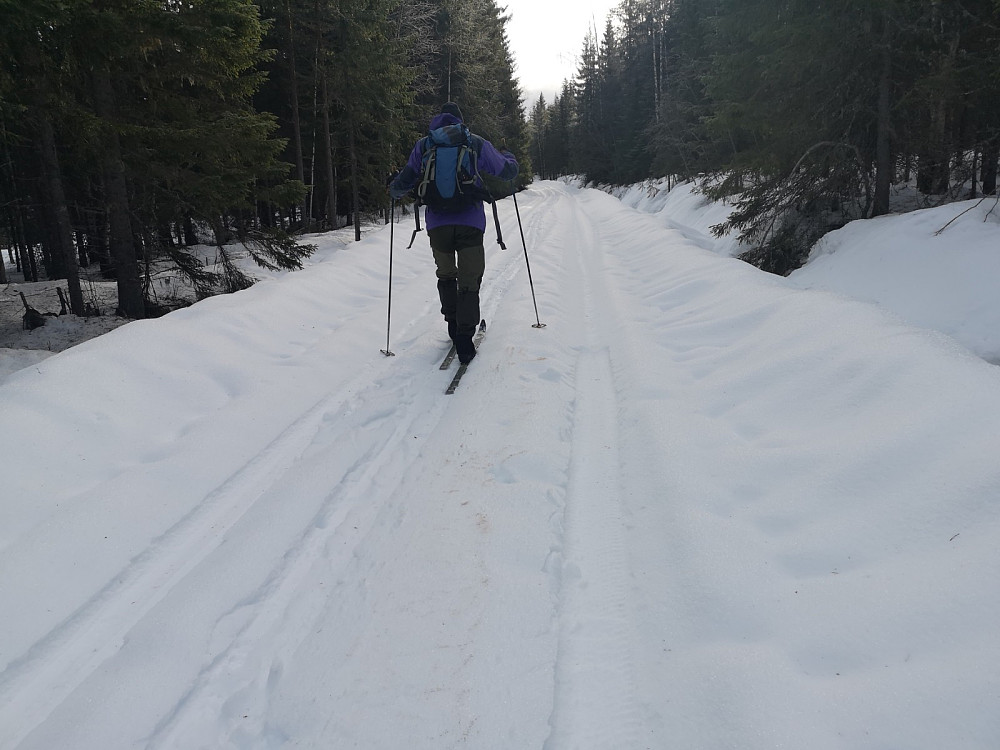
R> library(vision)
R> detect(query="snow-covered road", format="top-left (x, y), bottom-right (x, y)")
top-left (2, 181), bottom-right (998, 749)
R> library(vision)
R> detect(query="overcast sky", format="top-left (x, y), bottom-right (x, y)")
top-left (501, 0), bottom-right (620, 106)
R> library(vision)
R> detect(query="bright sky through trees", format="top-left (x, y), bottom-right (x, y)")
top-left (502, 0), bottom-right (619, 101)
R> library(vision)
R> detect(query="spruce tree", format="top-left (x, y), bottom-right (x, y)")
top-left (528, 95), bottom-right (549, 180)
top-left (417, 0), bottom-right (529, 170)
top-left (0, 0), bottom-right (86, 311)
top-left (324, 0), bottom-right (414, 239)
top-left (2, 0), bottom-right (310, 315)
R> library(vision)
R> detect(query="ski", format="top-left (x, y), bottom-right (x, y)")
top-left (445, 320), bottom-right (487, 394)
top-left (439, 343), bottom-right (458, 370)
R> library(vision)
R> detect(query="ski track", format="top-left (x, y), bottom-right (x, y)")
top-left (545, 191), bottom-right (642, 749)
top-left (0, 386), bottom-right (345, 747)
top-left (5, 180), bottom-right (1000, 749)
top-left (146, 373), bottom-right (450, 748)
top-left (1, 186), bottom-right (569, 750)
top-left (141, 199), bottom-right (556, 749)
top-left (0, 348), bottom-right (443, 748)
top-left (0, 183), bottom-right (676, 749)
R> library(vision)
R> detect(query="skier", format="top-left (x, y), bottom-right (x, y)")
top-left (389, 102), bottom-right (518, 364)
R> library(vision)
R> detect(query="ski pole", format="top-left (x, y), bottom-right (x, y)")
top-left (512, 191), bottom-right (546, 328)
top-left (381, 199), bottom-right (396, 356)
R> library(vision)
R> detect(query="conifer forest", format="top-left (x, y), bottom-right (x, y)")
top-left (529, 0), bottom-right (1000, 273)
top-left (3, 1), bottom-right (1000, 321)
top-left (0, 0), bottom-right (527, 318)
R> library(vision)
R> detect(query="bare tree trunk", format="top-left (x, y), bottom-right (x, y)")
top-left (651, 11), bottom-right (661, 123)
top-left (982, 139), bottom-right (998, 195)
top-left (0, 123), bottom-right (13, 284)
top-left (349, 123), bottom-right (361, 242)
top-left (183, 214), bottom-right (198, 246)
top-left (286, 0), bottom-right (308, 224)
top-left (92, 66), bottom-right (145, 318)
top-left (10, 49), bottom-right (52, 287)
top-left (321, 72), bottom-right (338, 228)
top-left (306, 0), bottom-right (323, 228)
top-left (969, 148), bottom-right (978, 199)
top-left (11, 207), bottom-right (38, 281)
top-left (75, 229), bottom-right (89, 268)
top-left (873, 38), bottom-right (892, 217)
top-left (85, 201), bottom-right (114, 279)
top-left (35, 113), bottom-right (85, 315)
top-left (917, 18), bottom-right (959, 197)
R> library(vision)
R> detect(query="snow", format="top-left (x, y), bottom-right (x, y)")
top-left (612, 177), bottom-right (1000, 363)
top-left (1, 180), bottom-right (999, 749)
top-left (609, 177), bottom-right (747, 257)
top-left (788, 196), bottom-right (1000, 364)
top-left (0, 281), bottom-right (127, 378)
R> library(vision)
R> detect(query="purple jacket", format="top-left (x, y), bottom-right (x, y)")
top-left (390, 113), bottom-right (519, 232)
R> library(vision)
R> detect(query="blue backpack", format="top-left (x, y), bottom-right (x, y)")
top-left (416, 123), bottom-right (493, 212)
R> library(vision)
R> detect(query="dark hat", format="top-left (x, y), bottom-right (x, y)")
top-left (441, 102), bottom-right (464, 121)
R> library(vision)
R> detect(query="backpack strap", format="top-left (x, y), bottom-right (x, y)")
top-left (491, 202), bottom-right (506, 250)
top-left (415, 136), bottom-right (435, 206)
top-left (467, 136), bottom-right (497, 205)
top-left (406, 203), bottom-right (422, 249)
top-left (466, 135), bottom-right (505, 248)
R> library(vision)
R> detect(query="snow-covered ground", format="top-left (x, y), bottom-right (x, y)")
top-left (1, 181), bottom-right (998, 749)
top-left (614, 177), bottom-right (1000, 363)
top-left (0, 239), bottom-right (361, 381)
top-left (0, 279), bottom-right (127, 380)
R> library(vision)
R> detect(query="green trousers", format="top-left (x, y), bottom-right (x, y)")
top-left (427, 225), bottom-right (485, 338)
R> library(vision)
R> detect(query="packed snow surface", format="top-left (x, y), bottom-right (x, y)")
top-left (1, 181), bottom-right (998, 749)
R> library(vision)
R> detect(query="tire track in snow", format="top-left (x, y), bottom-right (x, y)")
top-left (545, 195), bottom-right (641, 749)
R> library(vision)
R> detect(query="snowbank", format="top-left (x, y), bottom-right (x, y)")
top-left (607, 179), bottom-right (1000, 364)
top-left (788, 197), bottom-right (1000, 364)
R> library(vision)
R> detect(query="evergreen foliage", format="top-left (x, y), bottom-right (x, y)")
top-left (413, 0), bottom-right (531, 182)
top-left (527, 0), bottom-right (1000, 274)
top-left (0, 0), bottom-right (310, 316)
top-left (1, 0), bottom-right (527, 315)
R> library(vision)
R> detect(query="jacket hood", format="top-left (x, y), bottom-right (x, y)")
top-left (430, 112), bottom-right (462, 130)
